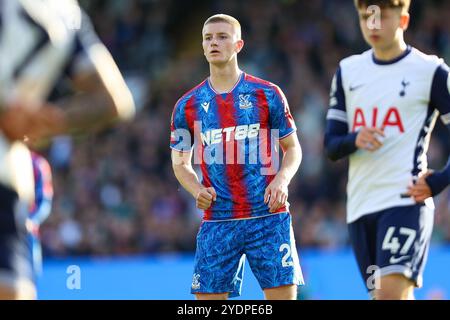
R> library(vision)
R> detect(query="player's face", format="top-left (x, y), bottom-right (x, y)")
top-left (202, 22), bottom-right (243, 65)
top-left (358, 7), bottom-right (409, 51)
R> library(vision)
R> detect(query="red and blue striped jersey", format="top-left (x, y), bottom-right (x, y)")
top-left (170, 72), bottom-right (297, 221)
top-left (28, 152), bottom-right (53, 275)
top-left (28, 152), bottom-right (53, 231)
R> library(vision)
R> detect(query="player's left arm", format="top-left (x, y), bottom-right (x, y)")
top-left (408, 64), bottom-right (450, 202)
top-left (264, 85), bottom-right (301, 213)
top-left (265, 133), bottom-right (302, 213)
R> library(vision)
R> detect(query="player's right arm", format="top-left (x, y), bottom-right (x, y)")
top-left (171, 150), bottom-right (216, 210)
top-left (170, 99), bottom-right (215, 210)
top-left (324, 67), bottom-right (384, 161)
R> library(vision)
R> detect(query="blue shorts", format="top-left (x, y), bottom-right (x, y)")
top-left (0, 184), bottom-right (34, 287)
top-left (191, 212), bottom-right (304, 298)
top-left (348, 204), bottom-right (434, 291)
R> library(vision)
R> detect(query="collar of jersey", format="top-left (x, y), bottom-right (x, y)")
top-left (206, 71), bottom-right (245, 95)
top-left (371, 45), bottom-right (412, 65)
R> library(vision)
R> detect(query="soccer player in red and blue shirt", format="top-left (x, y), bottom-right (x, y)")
top-left (171, 14), bottom-right (304, 300)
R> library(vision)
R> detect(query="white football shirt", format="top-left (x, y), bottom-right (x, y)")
top-left (327, 47), bottom-right (450, 223)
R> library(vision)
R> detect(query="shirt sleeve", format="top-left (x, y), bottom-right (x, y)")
top-left (268, 85), bottom-right (297, 140)
top-left (425, 63), bottom-right (450, 195)
top-left (324, 66), bottom-right (358, 161)
top-left (170, 98), bottom-right (193, 152)
top-left (430, 63), bottom-right (450, 124)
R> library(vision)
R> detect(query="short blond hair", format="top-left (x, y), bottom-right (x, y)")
top-left (203, 14), bottom-right (241, 40)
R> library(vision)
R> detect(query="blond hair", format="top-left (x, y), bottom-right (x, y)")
top-left (203, 14), bottom-right (241, 40)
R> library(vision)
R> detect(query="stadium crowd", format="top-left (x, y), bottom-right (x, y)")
top-left (40, 0), bottom-right (450, 257)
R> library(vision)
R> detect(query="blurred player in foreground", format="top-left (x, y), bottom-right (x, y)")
top-left (0, 0), bottom-right (135, 299)
top-left (170, 14), bottom-right (304, 300)
top-left (324, 0), bottom-right (450, 299)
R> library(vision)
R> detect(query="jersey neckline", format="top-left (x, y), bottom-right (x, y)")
top-left (371, 45), bottom-right (412, 65)
top-left (206, 71), bottom-right (245, 95)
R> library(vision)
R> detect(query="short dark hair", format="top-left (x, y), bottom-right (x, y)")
top-left (354, 0), bottom-right (411, 13)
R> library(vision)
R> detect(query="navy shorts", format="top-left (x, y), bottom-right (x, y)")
top-left (191, 212), bottom-right (304, 297)
top-left (0, 184), bottom-right (34, 287)
top-left (348, 204), bottom-right (434, 291)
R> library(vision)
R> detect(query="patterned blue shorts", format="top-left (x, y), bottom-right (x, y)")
top-left (191, 212), bottom-right (304, 297)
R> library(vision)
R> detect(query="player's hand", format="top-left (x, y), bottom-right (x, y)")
top-left (0, 103), bottom-right (34, 141)
top-left (0, 101), bottom-right (65, 147)
top-left (195, 187), bottom-right (217, 210)
top-left (264, 177), bottom-right (288, 213)
top-left (355, 127), bottom-right (385, 151)
top-left (406, 171), bottom-right (433, 203)
top-left (25, 104), bottom-right (66, 149)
